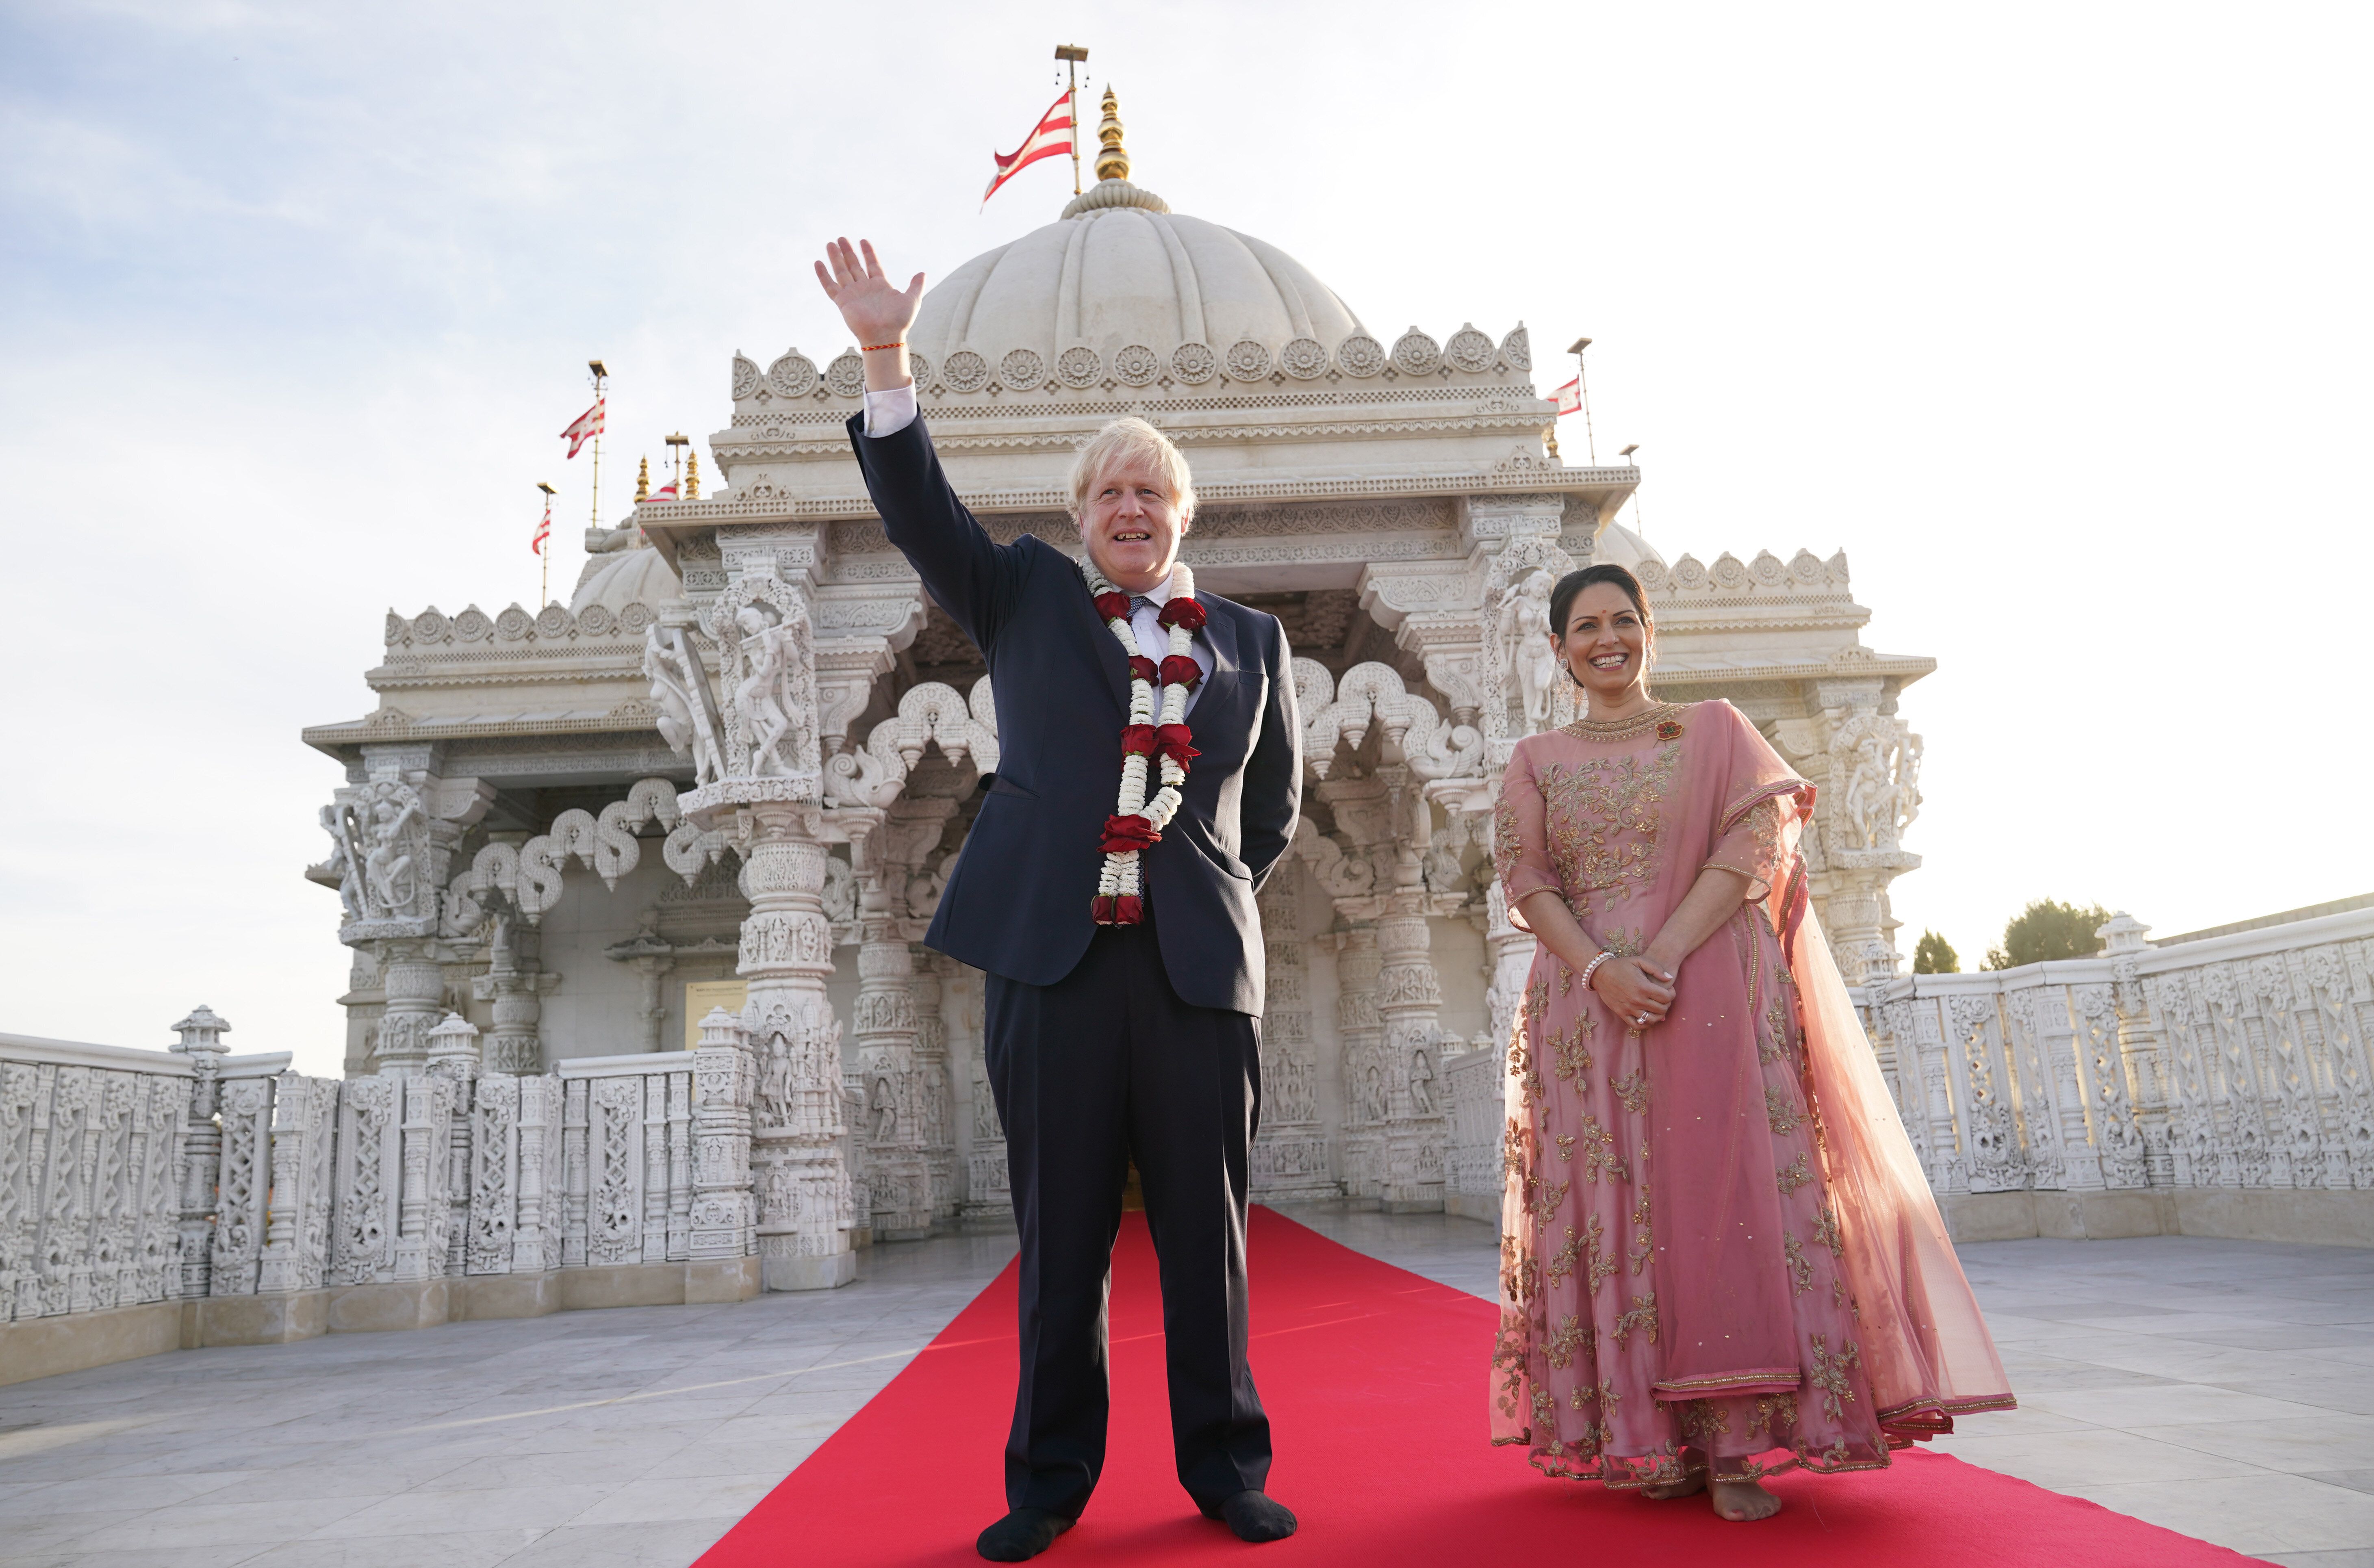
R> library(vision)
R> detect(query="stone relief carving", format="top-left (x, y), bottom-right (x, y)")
top-left (822, 677), bottom-right (998, 811)
top-left (470, 778), bottom-right (729, 925)
top-left (644, 624), bottom-right (727, 786)
top-left (1302, 662), bottom-right (1481, 784)
top-left (1827, 712), bottom-right (1924, 855)
top-left (1495, 568), bottom-right (1558, 730)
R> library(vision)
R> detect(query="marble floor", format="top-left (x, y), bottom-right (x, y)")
top-left (3, 1211), bottom-right (2373, 1567)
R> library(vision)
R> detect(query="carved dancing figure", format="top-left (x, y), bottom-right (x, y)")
top-left (363, 791), bottom-right (423, 916)
top-left (1497, 568), bottom-right (1558, 728)
top-left (1843, 731), bottom-right (1893, 849)
top-left (822, 232), bottom-right (1304, 1555)
top-left (1491, 562), bottom-right (2012, 1521)
top-left (870, 1074), bottom-right (898, 1142)
top-left (734, 604), bottom-right (799, 776)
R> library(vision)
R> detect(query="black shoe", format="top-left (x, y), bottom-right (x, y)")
top-left (1199, 1490), bottom-right (1299, 1543)
top-left (977, 1507), bottom-right (1074, 1562)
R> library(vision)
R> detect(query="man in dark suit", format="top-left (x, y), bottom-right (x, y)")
top-left (818, 238), bottom-right (1302, 1561)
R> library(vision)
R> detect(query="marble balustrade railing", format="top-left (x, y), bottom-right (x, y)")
top-left (1858, 908), bottom-right (2374, 1208)
top-left (1, 1011), bottom-right (760, 1332)
top-left (1437, 907), bottom-right (2374, 1241)
top-left (0, 1034), bottom-right (298, 1323)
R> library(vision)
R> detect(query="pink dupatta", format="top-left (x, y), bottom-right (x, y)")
top-left (1716, 709), bottom-right (2013, 1430)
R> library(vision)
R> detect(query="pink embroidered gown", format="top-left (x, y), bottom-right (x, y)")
top-left (1489, 699), bottom-right (2013, 1486)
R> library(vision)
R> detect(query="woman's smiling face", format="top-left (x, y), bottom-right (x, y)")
top-left (1553, 580), bottom-right (1652, 702)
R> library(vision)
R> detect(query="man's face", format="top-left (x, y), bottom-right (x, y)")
top-left (1076, 455), bottom-right (1185, 593)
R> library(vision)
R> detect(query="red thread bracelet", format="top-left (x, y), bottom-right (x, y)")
top-left (860, 341), bottom-right (904, 353)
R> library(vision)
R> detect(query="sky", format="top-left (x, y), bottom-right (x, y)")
top-left (2, 0), bottom-right (2367, 1074)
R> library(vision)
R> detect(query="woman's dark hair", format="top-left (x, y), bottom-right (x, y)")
top-left (1548, 564), bottom-right (1652, 639)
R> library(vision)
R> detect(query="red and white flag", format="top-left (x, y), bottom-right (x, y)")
top-left (983, 91), bottom-right (1073, 208)
top-left (531, 492), bottom-right (552, 557)
top-left (560, 397), bottom-right (606, 458)
top-left (642, 482), bottom-right (679, 505)
top-left (1549, 377), bottom-right (1582, 417)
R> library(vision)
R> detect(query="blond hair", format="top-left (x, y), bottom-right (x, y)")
top-left (1068, 417), bottom-right (1196, 524)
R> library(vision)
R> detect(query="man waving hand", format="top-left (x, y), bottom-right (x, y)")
top-left (818, 237), bottom-right (1302, 1561)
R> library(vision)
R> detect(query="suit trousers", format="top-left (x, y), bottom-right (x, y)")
top-left (983, 913), bottom-right (1272, 1519)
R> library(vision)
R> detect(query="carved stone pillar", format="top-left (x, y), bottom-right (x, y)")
top-left (914, 950), bottom-right (958, 1224)
top-left (1481, 882), bottom-right (1536, 1053)
top-left (690, 1007), bottom-right (757, 1260)
top-left (960, 972), bottom-right (1013, 1229)
top-left (1335, 923), bottom-right (1384, 1199)
top-left (169, 1006), bottom-right (231, 1298)
top-left (661, 562), bottom-right (851, 1286)
top-left (2102, 912), bottom-right (2174, 1188)
top-left (1378, 901), bottom-right (1449, 1212)
top-left (426, 1014), bottom-right (482, 1277)
top-left (851, 838), bottom-right (931, 1241)
top-left (320, 746), bottom-right (494, 1075)
top-left (1250, 863), bottom-right (1335, 1201)
top-left (373, 943), bottom-right (447, 1077)
top-left (736, 803), bottom-right (855, 1290)
top-left (472, 917), bottom-right (556, 1074)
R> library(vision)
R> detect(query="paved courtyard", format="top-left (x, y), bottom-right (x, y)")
top-left (4, 1210), bottom-right (2373, 1566)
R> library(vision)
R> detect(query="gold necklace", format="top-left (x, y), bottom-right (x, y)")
top-left (1564, 700), bottom-right (1686, 741)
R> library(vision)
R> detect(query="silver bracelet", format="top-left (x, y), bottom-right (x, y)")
top-left (1577, 950), bottom-right (1615, 991)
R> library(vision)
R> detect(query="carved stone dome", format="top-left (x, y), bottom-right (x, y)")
top-left (911, 203), bottom-right (1366, 393)
top-left (911, 87), bottom-right (1365, 390)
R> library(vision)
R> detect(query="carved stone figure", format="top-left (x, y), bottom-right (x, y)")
top-left (735, 604), bottom-right (802, 778)
top-left (1497, 568), bottom-right (1558, 728)
top-left (316, 804), bottom-right (362, 923)
top-left (1409, 1047), bottom-right (1436, 1115)
top-left (644, 625), bottom-right (725, 785)
top-left (362, 786), bottom-right (424, 917)
top-left (1829, 714), bottom-right (1926, 854)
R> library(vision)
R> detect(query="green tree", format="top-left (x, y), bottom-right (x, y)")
top-left (1983, 900), bottom-right (2114, 970)
top-left (1912, 930), bottom-right (1960, 974)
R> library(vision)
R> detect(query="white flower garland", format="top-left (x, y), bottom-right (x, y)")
top-left (1078, 556), bottom-right (1202, 924)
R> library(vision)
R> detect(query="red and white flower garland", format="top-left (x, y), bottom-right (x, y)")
top-left (1080, 557), bottom-right (1204, 925)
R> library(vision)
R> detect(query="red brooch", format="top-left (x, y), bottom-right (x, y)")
top-left (1656, 719), bottom-right (1684, 740)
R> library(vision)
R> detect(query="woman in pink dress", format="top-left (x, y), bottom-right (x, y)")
top-left (1490, 565), bottom-right (2013, 1521)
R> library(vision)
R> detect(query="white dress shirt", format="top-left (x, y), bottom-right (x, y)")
top-left (862, 384), bottom-right (1214, 717)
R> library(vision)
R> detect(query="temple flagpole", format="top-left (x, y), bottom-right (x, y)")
top-left (585, 359), bottom-right (608, 597)
top-left (533, 480), bottom-right (556, 607)
top-left (1057, 44), bottom-right (1089, 195)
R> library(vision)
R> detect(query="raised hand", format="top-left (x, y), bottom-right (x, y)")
top-left (815, 237), bottom-right (926, 347)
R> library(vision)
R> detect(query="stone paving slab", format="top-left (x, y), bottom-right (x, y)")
top-left (7, 1213), bottom-right (2374, 1565)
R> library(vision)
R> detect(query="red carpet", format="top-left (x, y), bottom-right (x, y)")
top-left (699, 1209), bottom-right (2266, 1566)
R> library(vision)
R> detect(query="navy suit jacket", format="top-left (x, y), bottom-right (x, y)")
top-left (848, 413), bottom-right (1301, 1016)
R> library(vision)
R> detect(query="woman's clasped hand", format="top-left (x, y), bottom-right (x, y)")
top-left (1588, 955), bottom-right (1675, 1029)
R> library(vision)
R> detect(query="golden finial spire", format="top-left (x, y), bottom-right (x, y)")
top-left (684, 447), bottom-right (700, 500)
top-left (634, 455), bottom-right (650, 503)
top-left (1094, 85), bottom-right (1129, 183)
